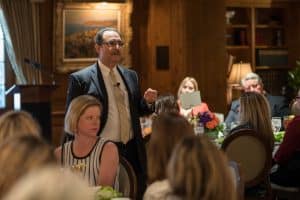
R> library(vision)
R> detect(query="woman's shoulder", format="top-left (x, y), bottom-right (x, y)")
top-left (96, 138), bottom-right (117, 150)
top-left (144, 180), bottom-right (172, 200)
top-left (191, 102), bottom-right (210, 115)
top-left (291, 115), bottom-right (300, 122)
top-left (285, 116), bottom-right (300, 131)
top-left (196, 102), bottom-right (209, 109)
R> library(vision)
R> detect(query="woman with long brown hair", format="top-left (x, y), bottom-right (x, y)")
top-left (167, 135), bottom-right (237, 200)
top-left (0, 135), bottom-right (55, 197)
top-left (233, 92), bottom-right (274, 150)
top-left (144, 112), bottom-right (194, 199)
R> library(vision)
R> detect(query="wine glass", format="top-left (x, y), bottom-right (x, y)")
top-left (271, 117), bottom-right (282, 133)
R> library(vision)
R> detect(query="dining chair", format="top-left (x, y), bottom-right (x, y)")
top-left (221, 129), bottom-right (273, 199)
top-left (270, 151), bottom-right (300, 200)
top-left (118, 156), bottom-right (137, 199)
top-left (271, 183), bottom-right (300, 200)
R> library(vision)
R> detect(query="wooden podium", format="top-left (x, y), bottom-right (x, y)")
top-left (4, 84), bottom-right (57, 143)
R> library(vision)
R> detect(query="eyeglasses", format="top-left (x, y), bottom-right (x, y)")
top-left (102, 40), bottom-right (125, 48)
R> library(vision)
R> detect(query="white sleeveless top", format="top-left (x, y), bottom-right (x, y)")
top-left (61, 137), bottom-right (107, 186)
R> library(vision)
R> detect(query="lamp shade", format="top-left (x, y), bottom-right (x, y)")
top-left (228, 62), bottom-right (252, 85)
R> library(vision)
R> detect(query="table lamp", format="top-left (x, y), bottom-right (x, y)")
top-left (227, 62), bottom-right (252, 104)
top-left (228, 62), bottom-right (252, 86)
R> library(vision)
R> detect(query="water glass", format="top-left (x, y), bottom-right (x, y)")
top-left (194, 122), bottom-right (204, 135)
top-left (221, 122), bottom-right (229, 136)
top-left (140, 117), bottom-right (152, 137)
top-left (271, 117), bottom-right (282, 133)
top-left (283, 115), bottom-right (294, 130)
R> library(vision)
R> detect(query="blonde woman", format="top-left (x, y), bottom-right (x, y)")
top-left (167, 135), bottom-right (237, 200)
top-left (0, 110), bottom-right (41, 143)
top-left (3, 166), bottom-right (94, 200)
top-left (177, 77), bottom-right (210, 118)
top-left (230, 91), bottom-right (274, 151)
top-left (0, 135), bottom-right (55, 198)
top-left (55, 95), bottom-right (119, 187)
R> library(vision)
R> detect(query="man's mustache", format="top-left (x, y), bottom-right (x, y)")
top-left (111, 51), bottom-right (121, 55)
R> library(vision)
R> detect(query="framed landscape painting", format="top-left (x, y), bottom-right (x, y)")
top-left (54, 2), bottom-right (131, 73)
top-left (63, 9), bottom-right (120, 61)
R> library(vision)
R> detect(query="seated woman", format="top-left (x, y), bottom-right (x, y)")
top-left (229, 92), bottom-right (274, 151)
top-left (270, 99), bottom-right (300, 187)
top-left (141, 94), bottom-right (180, 139)
top-left (55, 95), bottom-right (119, 187)
top-left (143, 112), bottom-right (194, 200)
top-left (3, 166), bottom-right (94, 200)
top-left (0, 135), bottom-right (55, 198)
top-left (167, 135), bottom-right (237, 200)
top-left (0, 110), bottom-right (41, 143)
top-left (177, 77), bottom-right (210, 118)
top-left (155, 94), bottom-right (180, 115)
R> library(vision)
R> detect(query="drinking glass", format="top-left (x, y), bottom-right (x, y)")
top-left (140, 117), bottom-right (152, 137)
top-left (283, 115), bottom-right (294, 130)
top-left (194, 122), bottom-right (204, 135)
top-left (271, 117), bottom-right (282, 133)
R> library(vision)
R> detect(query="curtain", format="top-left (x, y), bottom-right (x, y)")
top-left (0, 0), bottom-right (41, 84)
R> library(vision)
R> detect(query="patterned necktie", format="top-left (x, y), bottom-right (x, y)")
top-left (109, 70), bottom-right (131, 143)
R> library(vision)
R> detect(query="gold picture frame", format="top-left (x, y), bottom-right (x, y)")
top-left (54, 2), bottom-right (131, 73)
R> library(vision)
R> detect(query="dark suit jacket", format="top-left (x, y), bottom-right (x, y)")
top-left (225, 94), bottom-right (291, 127)
top-left (66, 62), bottom-right (153, 175)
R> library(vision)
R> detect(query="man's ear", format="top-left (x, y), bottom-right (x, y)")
top-left (95, 43), bottom-right (101, 53)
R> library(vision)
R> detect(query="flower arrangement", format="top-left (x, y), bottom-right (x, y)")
top-left (95, 186), bottom-right (122, 200)
top-left (190, 111), bottom-right (224, 139)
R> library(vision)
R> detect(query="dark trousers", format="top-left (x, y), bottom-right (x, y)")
top-left (115, 139), bottom-right (146, 200)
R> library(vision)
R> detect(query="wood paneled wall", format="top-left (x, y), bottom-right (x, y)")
top-left (144, 0), bottom-right (187, 94)
top-left (132, 0), bottom-right (227, 113)
top-left (40, 0), bottom-right (227, 145)
top-left (185, 0), bottom-right (227, 113)
top-left (32, 0), bottom-right (300, 145)
top-left (287, 3), bottom-right (300, 67)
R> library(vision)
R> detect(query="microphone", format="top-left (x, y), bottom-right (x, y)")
top-left (24, 58), bottom-right (56, 85)
top-left (24, 58), bottom-right (41, 69)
